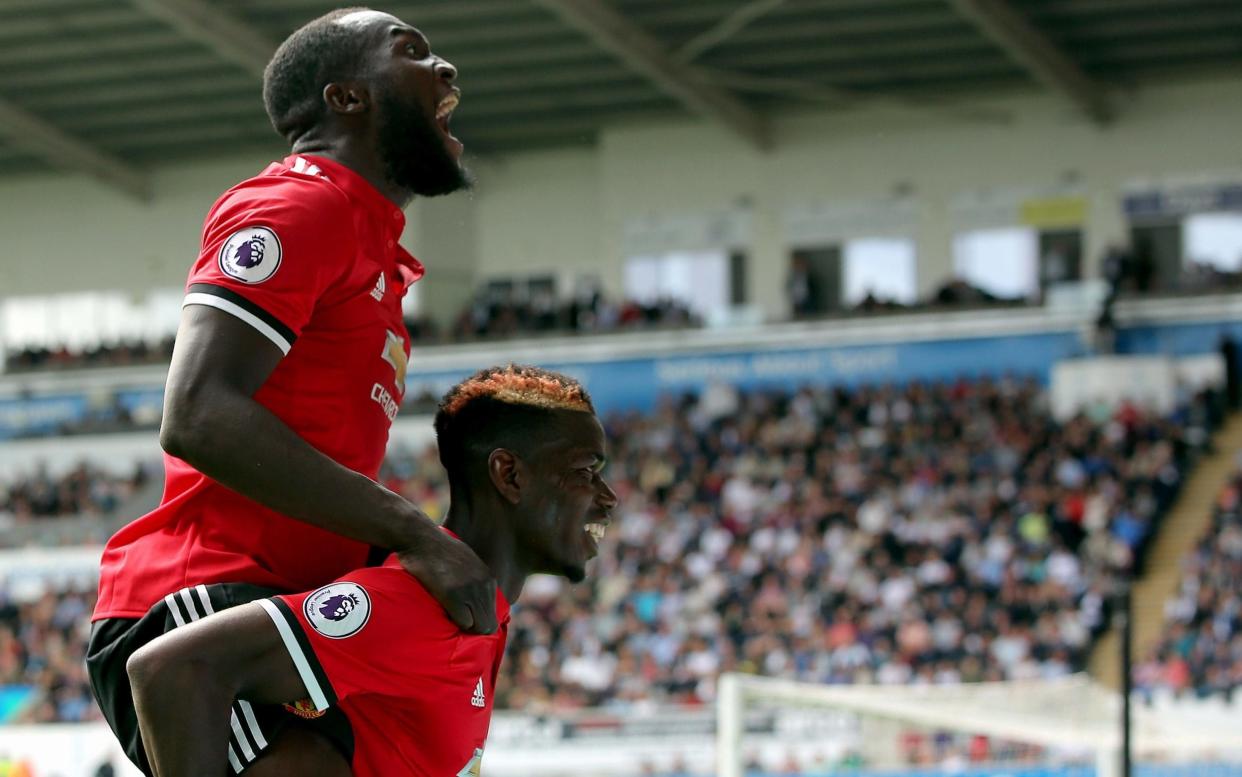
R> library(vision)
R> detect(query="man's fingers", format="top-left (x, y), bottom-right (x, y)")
top-left (465, 585), bottom-right (499, 634)
top-left (468, 607), bottom-right (498, 635)
top-left (444, 602), bottom-right (476, 632)
top-left (446, 591), bottom-right (498, 634)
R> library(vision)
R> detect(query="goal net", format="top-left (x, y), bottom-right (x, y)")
top-left (715, 673), bottom-right (1242, 777)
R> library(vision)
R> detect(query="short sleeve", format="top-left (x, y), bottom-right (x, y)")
top-left (258, 568), bottom-right (459, 711)
top-left (183, 179), bottom-right (352, 354)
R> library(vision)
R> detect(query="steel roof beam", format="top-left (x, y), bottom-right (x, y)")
top-left (531, 0), bottom-right (769, 149)
top-left (128, 0), bottom-right (275, 77)
top-left (24, 75), bottom-right (255, 111)
top-left (0, 97), bottom-right (150, 199)
top-left (710, 70), bottom-right (1012, 124)
top-left (6, 57), bottom-right (223, 91)
top-left (641, 0), bottom-right (940, 25)
top-left (948, 0), bottom-right (1113, 124)
top-left (676, 0), bottom-right (788, 62)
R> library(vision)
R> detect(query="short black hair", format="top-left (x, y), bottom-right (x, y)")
top-left (434, 365), bottom-right (596, 485)
top-left (262, 7), bottom-right (374, 143)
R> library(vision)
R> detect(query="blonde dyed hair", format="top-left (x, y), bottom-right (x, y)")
top-left (438, 364), bottom-right (594, 418)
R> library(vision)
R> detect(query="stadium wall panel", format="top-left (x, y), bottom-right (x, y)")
top-left (0, 78), bottom-right (1239, 324)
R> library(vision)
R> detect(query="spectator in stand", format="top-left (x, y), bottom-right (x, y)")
top-left (854, 290), bottom-right (904, 313)
top-left (1180, 261), bottom-right (1242, 292)
top-left (933, 278), bottom-right (1001, 306)
top-left (786, 255), bottom-right (822, 318)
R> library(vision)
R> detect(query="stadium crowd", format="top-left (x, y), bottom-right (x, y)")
top-left (0, 378), bottom-right (1221, 722)
top-left (3, 339), bottom-right (175, 373)
top-left (0, 464), bottom-right (149, 522)
top-left (1134, 458), bottom-right (1242, 701)
top-left (0, 586), bottom-right (99, 724)
top-left (499, 380), bottom-right (1211, 710)
top-left (441, 289), bottom-right (700, 342)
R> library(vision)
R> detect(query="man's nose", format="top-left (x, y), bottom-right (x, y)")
top-left (598, 480), bottom-right (618, 511)
top-left (435, 58), bottom-right (457, 84)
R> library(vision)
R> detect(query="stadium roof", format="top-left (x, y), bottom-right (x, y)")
top-left (0, 0), bottom-right (1239, 198)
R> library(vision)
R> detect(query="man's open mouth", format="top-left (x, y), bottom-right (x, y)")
top-left (435, 91), bottom-right (463, 157)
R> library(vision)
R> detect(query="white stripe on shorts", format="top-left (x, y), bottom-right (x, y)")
top-left (238, 700), bottom-right (268, 750)
top-left (195, 584), bottom-right (216, 616)
top-left (229, 704), bottom-right (257, 762)
top-left (163, 593), bottom-right (187, 628)
top-left (179, 588), bottom-right (201, 621)
top-left (257, 599), bottom-right (330, 712)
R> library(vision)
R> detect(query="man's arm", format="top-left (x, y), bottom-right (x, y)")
top-left (160, 304), bottom-right (496, 633)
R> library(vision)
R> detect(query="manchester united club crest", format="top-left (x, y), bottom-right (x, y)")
top-left (283, 698), bottom-right (327, 720)
top-left (380, 329), bottom-right (408, 394)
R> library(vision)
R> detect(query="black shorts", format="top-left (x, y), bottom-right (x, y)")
top-left (86, 582), bottom-right (353, 776)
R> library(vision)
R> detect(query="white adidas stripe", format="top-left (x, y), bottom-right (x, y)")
top-left (238, 700), bottom-right (268, 750)
top-left (178, 588), bottom-right (198, 622)
top-left (229, 708), bottom-right (256, 762)
top-left (291, 157), bottom-right (324, 178)
top-left (257, 599), bottom-right (331, 712)
top-left (163, 593), bottom-right (186, 628)
top-left (195, 584), bottom-right (215, 616)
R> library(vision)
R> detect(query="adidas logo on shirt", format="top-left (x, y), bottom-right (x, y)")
top-left (471, 677), bottom-right (486, 708)
top-left (370, 272), bottom-right (386, 302)
top-left (290, 156), bottom-right (325, 178)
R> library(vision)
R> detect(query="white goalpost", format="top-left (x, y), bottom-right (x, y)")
top-left (716, 673), bottom-right (1242, 777)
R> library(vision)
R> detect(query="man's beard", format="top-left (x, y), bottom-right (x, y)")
top-left (376, 91), bottom-right (471, 197)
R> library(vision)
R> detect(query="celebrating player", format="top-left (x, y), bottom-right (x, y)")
top-left (87, 8), bottom-right (491, 774)
top-left (126, 365), bottom-right (618, 776)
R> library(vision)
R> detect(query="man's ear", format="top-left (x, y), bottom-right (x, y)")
top-left (487, 449), bottom-right (524, 505)
top-left (323, 81), bottom-right (370, 116)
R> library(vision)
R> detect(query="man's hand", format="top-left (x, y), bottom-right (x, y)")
top-left (397, 529), bottom-right (498, 634)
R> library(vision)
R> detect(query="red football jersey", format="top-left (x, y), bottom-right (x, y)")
top-left (259, 556), bottom-right (512, 777)
top-left (95, 155), bottom-right (424, 620)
